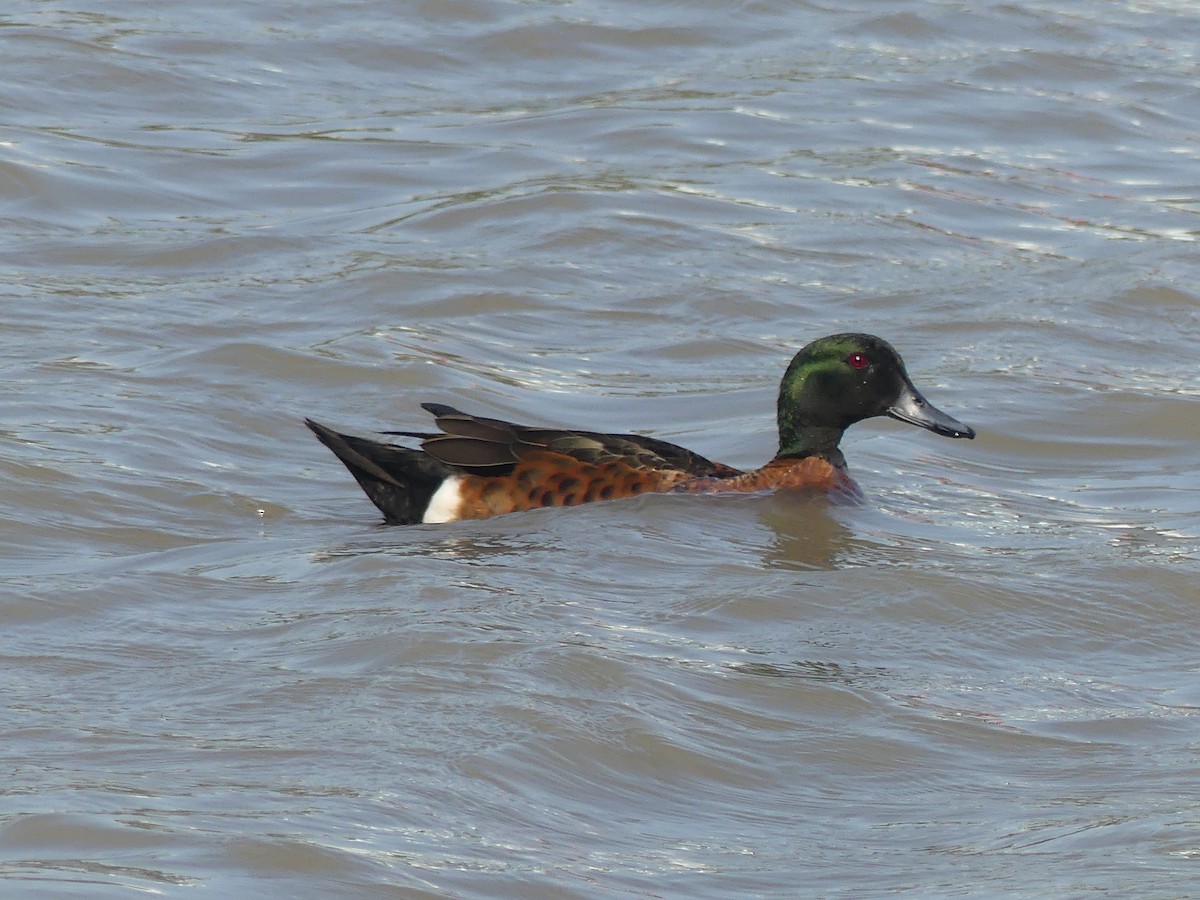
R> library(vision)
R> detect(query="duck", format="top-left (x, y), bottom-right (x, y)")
top-left (306, 333), bottom-right (975, 525)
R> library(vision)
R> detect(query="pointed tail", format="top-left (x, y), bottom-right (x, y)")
top-left (306, 419), bottom-right (451, 525)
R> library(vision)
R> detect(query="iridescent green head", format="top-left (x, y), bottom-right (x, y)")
top-left (776, 333), bottom-right (975, 467)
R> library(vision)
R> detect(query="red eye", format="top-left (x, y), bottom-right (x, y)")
top-left (847, 352), bottom-right (869, 369)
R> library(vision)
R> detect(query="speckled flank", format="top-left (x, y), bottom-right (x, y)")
top-left (432, 452), bottom-right (851, 522)
top-left (449, 453), bottom-right (692, 521)
top-left (672, 456), bottom-right (847, 494)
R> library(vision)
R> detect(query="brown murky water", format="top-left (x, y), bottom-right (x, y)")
top-left (2, 1), bottom-right (1198, 896)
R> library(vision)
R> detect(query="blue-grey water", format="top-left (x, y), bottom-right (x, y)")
top-left (3, 1), bottom-right (1198, 896)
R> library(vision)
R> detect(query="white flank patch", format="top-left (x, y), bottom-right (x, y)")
top-left (422, 475), bottom-right (464, 524)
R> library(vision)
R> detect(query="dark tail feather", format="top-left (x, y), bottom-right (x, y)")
top-left (305, 419), bottom-right (451, 525)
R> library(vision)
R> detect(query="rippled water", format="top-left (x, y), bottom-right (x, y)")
top-left (3, 0), bottom-right (1198, 896)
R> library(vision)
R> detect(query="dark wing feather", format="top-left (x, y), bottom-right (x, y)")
top-left (410, 404), bottom-right (742, 478)
top-left (419, 436), bottom-right (516, 469)
top-left (598, 433), bottom-right (743, 478)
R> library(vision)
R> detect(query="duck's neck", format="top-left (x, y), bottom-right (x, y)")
top-left (776, 361), bottom-right (851, 468)
top-left (776, 425), bottom-right (847, 469)
top-left (777, 422), bottom-right (844, 468)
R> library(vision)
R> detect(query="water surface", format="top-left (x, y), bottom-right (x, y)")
top-left (2, 0), bottom-right (1198, 896)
